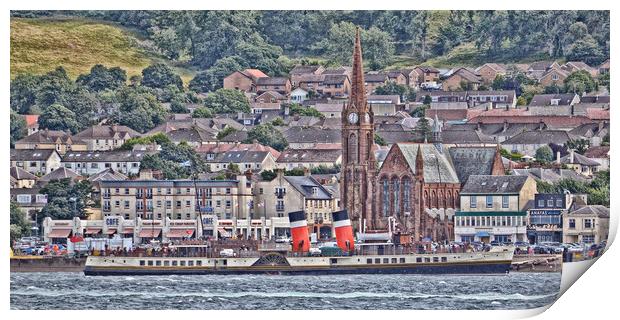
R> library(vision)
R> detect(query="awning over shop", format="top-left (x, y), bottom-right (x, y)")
top-left (218, 228), bottom-right (231, 237)
top-left (122, 228), bottom-right (134, 234)
top-left (105, 229), bottom-right (117, 235)
top-left (48, 228), bottom-right (72, 238)
top-left (84, 228), bottom-right (102, 235)
top-left (167, 229), bottom-right (195, 238)
top-left (476, 231), bottom-right (490, 237)
top-left (138, 228), bottom-right (162, 238)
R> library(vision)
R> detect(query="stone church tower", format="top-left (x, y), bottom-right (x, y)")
top-left (340, 28), bottom-right (377, 233)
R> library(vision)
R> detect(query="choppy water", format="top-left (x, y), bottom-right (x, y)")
top-left (11, 272), bottom-right (560, 310)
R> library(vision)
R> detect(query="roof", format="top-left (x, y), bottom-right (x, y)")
top-left (196, 142), bottom-right (280, 159)
top-left (284, 175), bottom-right (333, 200)
top-left (290, 65), bottom-right (322, 75)
top-left (461, 175), bottom-right (530, 194)
top-left (368, 95), bottom-right (400, 104)
top-left (277, 149), bottom-right (341, 163)
top-left (364, 73), bottom-right (388, 82)
top-left (529, 61), bottom-right (557, 71)
top-left (62, 150), bottom-right (154, 162)
top-left (166, 127), bottom-right (217, 143)
top-left (560, 152), bottom-right (601, 166)
top-left (512, 167), bottom-right (589, 183)
top-left (529, 94), bottom-right (577, 106)
top-left (322, 67), bottom-right (352, 75)
top-left (468, 115), bottom-right (592, 128)
top-left (448, 147), bottom-right (502, 184)
top-left (584, 146), bottom-right (609, 159)
top-left (256, 90), bottom-right (286, 101)
top-left (393, 143), bottom-right (460, 184)
top-left (477, 63), bottom-right (507, 73)
top-left (16, 130), bottom-right (80, 145)
top-left (88, 169), bottom-right (128, 182)
top-left (207, 150), bottom-right (271, 164)
top-left (579, 95), bottom-right (610, 104)
top-left (73, 125), bottom-right (140, 140)
top-left (241, 69), bottom-right (268, 79)
top-left (219, 130), bottom-right (249, 143)
top-left (426, 109), bottom-right (469, 123)
top-left (568, 205), bottom-right (609, 218)
top-left (10, 149), bottom-right (58, 161)
top-left (283, 127), bottom-right (341, 144)
top-left (442, 129), bottom-right (496, 144)
top-left (296, 74), bottom-right (325, 83)
top-left (257, 77), bottom-right (289, 86)
top-left (415, 66), bottom-right (440, 73)
top-left (39, 167), bottom-right (81, 182)
top-left (447, 68), bottom-right (481, 82)
top-left (10, 166), bottom-right (37, 180)
top-left (314, 103), bottom-right (343, 113)
top-left (22, 114), bottom-right (39, 127)
top-left (502, 130), bottom-right (576, 145)
top-left (322, 74), bottom-right (349, 85)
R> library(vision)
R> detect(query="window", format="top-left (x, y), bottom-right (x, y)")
top-left (582, 235), bottom-right (595, 243)
top-left (502, 195), bottom-right (509, 208)
top-left (124, 188), bottom-right (129, 195)
top-left (470, 196), bottom-right (477, 208)
top-left (374, 258), bottom-right (380, 264)
top-left (176, 201), bottom-right (181, 208)
top-left (164, 261), bottom-right (170, 266)
top-left (538, 199), bottom-right (545, 207)
top-left (147, 260), bottom-right (153, 266)
top-left (486, 196), bottom-right (493, 208)
top-left (400, 258), bottom-right (405, 263)
top-left (382, 179), bottom-right (389, 216)
top-left (366, 259), bottom-right (372, 264)
top-left (185, 200), bottom-right (191, 208)
top-left (225, 201), bottom-right (231, 208)
top-left (392, 178), bottom-right (400, 216)
top-left (124, 201), bottom-right (130, 209)
top-left (226, 188), bottom-right (231, 195)
top-left (556, 199), bottom-right (563, 207)
top-left (584, 219), bottom-right (592, 228)
top-left (172, 261), bottom-right (178, 266)
top-left (166, 201), bottom-right (172, 209)
top-left (155, 260), bottom-right (161, 266)
top-left (547, 200), bottom-right (553, 207)
top-left (16, 194), bottom-right (31, 203)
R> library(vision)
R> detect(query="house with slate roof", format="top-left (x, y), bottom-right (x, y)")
top-left (276, 148), bottom-right (342, 170)
top-left (455, 175), bottom-right (536, 243)
top-left (10, 166), bottom-right (38, 189)
top-left (10, 149), bottom-right (61, 175)
top-left (560, 150), bottom-right (601, 177)
top-left (501, 130), bottom-right (578, 156)
top-left (72, 125), bottom-right (141, 151)
top-left (205, 150), bottom-right (277, 172)
top-left (563, 205), bottom-right (609, 244)
top-left (62, 150), bottom-right (155, 176)
top-left (15, 129), bottom-right (87, 155)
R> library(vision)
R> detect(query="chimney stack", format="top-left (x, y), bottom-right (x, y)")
top-left (556, 151), bottom-right (561, 164)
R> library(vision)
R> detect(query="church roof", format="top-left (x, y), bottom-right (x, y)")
top-left (395, 143), bottom-right (460, 184)
top-left (448, 147), bottom-right (502, 184)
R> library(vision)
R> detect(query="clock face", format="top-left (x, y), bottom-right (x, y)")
top-left (348, 112), bottom-right (359, 124)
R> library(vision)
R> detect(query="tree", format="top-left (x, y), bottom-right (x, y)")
top-left (260, 170), bottom-right (277, 181)
top-left (141, 63), bottom-right (183, 90)
top-left (192, 106), bottom-right (214, 118)
top-left (362, 27), bottom-right (395, 70)
top-left (39, 179), bottom-right (93, 223)
top-left (285, 167), bottom-right (305, 176)
top-left (170, 98), bottom-right (190, 113)
top-left (216, 126), bottom-right (237, 140)
top-left (11, 201), bottom-right (30, 243)
top-left (374, 133), bottom-right (387, 146)
top-left (119, 133), bottom-right (172, 150)
top-left (564, 70), bottom-right (598, 95)
top-left (409, 105), bottom-right (428, 118)
top-left (535, 145), bottom-right (554, 163)
top-left (414, 117), bottom-right (432, 141)
top-left (289, 104), bottom-right (323, 118)
top-left (115, 86), bottom-right (167, 133)
top-left (245, 123), bottom-right (288, 151)
top-left (566, 139), bottom-right (590, 155)
top-left (598, 72), bottom-right (610, 93)
top-left (76, 64), bottom-right (127, 92)
top-left (374, 82), bottom-right (408, 100)
top-left (189, 57), bottom-right (243, 93)
top-left (203, 88), bottom-right (250, 114)
top-left (270, 117), bottom-right (285, 126)
top-left (38, 103), bottom-right (80, 133)
top-left (10, 74), bottom-right (40, 114)
top-left (422, 95), bottom-right (432, 105)
top-left (10, 110), bottom-right (27, 147)
top-left (566, 23), bottom-right (605, 65)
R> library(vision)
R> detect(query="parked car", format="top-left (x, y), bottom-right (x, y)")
top-left (275, 236), bottom-right (291, 243)
top-left (219, 249), bottom-right (236, 257)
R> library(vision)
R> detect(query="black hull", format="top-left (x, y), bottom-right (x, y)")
top-left (84, 262), bottom-right (511, 276)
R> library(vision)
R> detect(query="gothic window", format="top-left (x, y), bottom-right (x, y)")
top-left (447, 191), bottom-right (453, 209)
top-left (424, 191), bottom-right (429, 209)
top-left (392, 177), bottom-right (400, 217)
top-left (438, 190), bottom-right (444, 208)
top-left (348, 133), bottom-right (358, 164)
top-left (431, 190), bottom-right (437, 208)
top-left (382, 178), bottom-right (389, 217)
top-left (403, 177), bottom-right (411, 214)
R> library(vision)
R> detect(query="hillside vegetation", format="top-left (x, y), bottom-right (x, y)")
top-left (10, 18), bottom-right (195, 84)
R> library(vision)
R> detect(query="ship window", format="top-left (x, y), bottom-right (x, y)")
top-left (222, 259), bottom-right (227, 266)
top-left (196, 260), bottom-right (202, 266)
top-left (330, 258), bottom-right (337, 264)
top-left (180, 261), bottom-right (186, 266)
top-left (441, 257), bottom-right (448, 262)
top-left (367, 259), bottom-right (373, 264)
top-left (416, 257), bottom-right (422, 263)
top-left (383, 258), bottom-right (389, 264)
top-left (147, 260), bottom-right (153, 266)
top-left (424, 258), bottom-right (430, 263)
top-left (391, 258), bottom-right (397, 263)
top-left (172, 261), bottom-right (178, 266)
top-left (188, 261), bottom-right (194, 266)
top-left (433, 257), bottom-right (439, 262)
top-left (400, 258), bottom-right (406, 263)
top-left (164, 261), bottom-right (170, 266)
top-left (155, 260), bottom-right (161, 266)
top-left (374, 258), bottom-right (381, 264)
top-left (139, 260), bottom-right (145, 266)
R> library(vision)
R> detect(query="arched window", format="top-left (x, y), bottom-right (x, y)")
top-left (392, 177), bottom-right (400, 217)
top-left (447, 191), bottom-right (453, 209)
top-left (382, 178), bottom-right (389, 217)
top-left (403, 177), bottom-right (411, 214)
top-left (431, 190), bottom-right (437, 208)
top-left (454, 191), bottom-right (460, 208)
top-left (348, 133), bottom-right (358, 164)
top-left (423, 191), bottom-right (429, 209)
top-left (438, 190), bottom-right (444, 208)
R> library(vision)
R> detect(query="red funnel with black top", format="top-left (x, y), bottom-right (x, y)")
top-left (288, 211), bottom-right (310, 252)
top-left (332, 209), bottom-right (355, 252)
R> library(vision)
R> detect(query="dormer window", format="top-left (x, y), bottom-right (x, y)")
top-left (550, 99), bottom-right (560, 106)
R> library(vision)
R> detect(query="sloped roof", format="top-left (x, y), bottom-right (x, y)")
top-left (584, 146), bottom-right (609, 159)
top-left (442, 129), bottom-right (496, 144)
top-left (39, 167), bottom-right (81, 182)
top-left (364, 73), bottom-right (388, 82)
top-left (502, 130), bottom-right (576, 145)
top-left (290, 65), bottom-right (322, 75)
top-left (10, 149), bottom-right (58, 161)
top-left (88, 169), bottom-right (128, 182)
top-left (10, 166), bottom-right (37, 180)
top-left (322, 74), bottom-right (349, 85)
top-left (448, 147), bottom-right (501, 184)
top-left (560, 152), bottom-right (601, 166)
top-left (394, 143), bottom-right (459, 184)
top-left (73, 125), bottom-right (140, 140)
top-left (257, 77), bottom-right (289, 86)
top-left (208, 150), bottom-right (271, 164)
top-left (277, 149), bottom-right (341, 163)
top-left (529, 94), bottom-right (577, 106)
top-left (62, 150), bottom-right (154, 162)
top-left (284, 175), bottom-right (333, 200)
top-left (461, 175), bottom-right (529, 194)
top-left (569, 205), bottom-right (610, 218)
top-left (242, 69), bottom-right (268, 79)
top-left (16, 130), bottom-right (79, 145)
top-left (283, 127), bottom-right (341, 144)
top-left (23, 114), bottom-right (39, 127)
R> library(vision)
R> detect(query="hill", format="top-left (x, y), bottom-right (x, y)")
top-left (10, 18), bottom-right (196, 84)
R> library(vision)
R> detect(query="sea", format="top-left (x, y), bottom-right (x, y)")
top-left (10, 272), bottom-right (561, 310)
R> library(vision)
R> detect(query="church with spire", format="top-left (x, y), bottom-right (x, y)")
top-left (340, 28), bottom-right (505, 241)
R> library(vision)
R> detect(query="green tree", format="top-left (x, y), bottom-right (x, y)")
top-left (115, 86), bottom-right (167, 133)
top-left (374, 82), bottom-right (408, 100)
top-left (10, 73), bottom-right (40, 114)
top-left (170, 98), bottom-right (190, 113)
top-left (362, 27), bottom-right (395, 70)
top-left (566, 139), bottom-right (590, 155)
top-left (39, 179), bottom-right (93, 223)
top-left (285, 167), bottom-right (305, 176)
top-left (245, 123), bottom-right (288, 151)
top-left (414, 117), bottom-right (432, 141)
top-left (38, 103), bottom-right (80, 133)
top-left (203, 88), bottom-right (250, 114)
top-left (189, 57), bottom-right (243, 93)
top-left (192, 106), bottom-right (214, 118)
top-left (598, 72), bottom-right (610, 92)
top-left (141, 63), bottom-right (183, 90)
top-left (564, 70), bottom-right (598, 95)
top-left (270, 117), bottom-right (285, 126)
top-left (76, 64), bottom-right (127, 92)
top-left (535, 145), bottom-right (554, 163)
top-left (119, 133), bottom-right (171, 150)
top-left (260, 170), bottom-right (277, 181)
top-left (10, 110), bottom-right (27, 147)
top-left (10, 201), bottom-right (31, 243)
top-left (289, 104), bottom-right (323, 118)
top-left (216, 126), bottom-right (237, 140)
top-left (34, 67), bottom-right (75, 108)
top-left (374, 133), bottom-right (387, 146)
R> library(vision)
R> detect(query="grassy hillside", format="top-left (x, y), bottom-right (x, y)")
top-left (10, 18), bottom-right (196, 84)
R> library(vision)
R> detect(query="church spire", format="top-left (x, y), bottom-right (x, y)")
top-left (350, 27), bottom-right (366, 110)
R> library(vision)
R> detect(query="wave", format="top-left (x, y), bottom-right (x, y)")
top-left (10, 288), bottom-right (557, 301)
